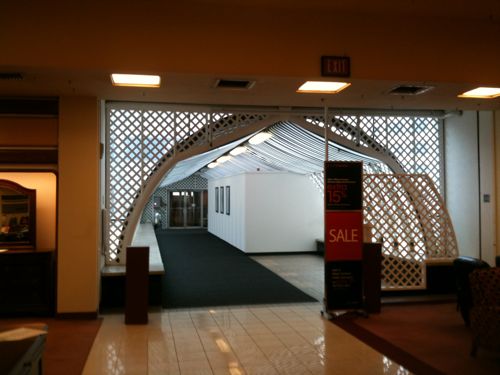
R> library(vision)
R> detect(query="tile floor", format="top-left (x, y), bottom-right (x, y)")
top-left (83, 255), bottom-right (411, 374)
top-left (251, 254), bottom-right (324, 301)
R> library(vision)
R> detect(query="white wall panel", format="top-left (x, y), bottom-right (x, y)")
top-left (478, 111), bottom-right (496, 265)
top-left (244, 172), bottom-right (323, 253)
top-left (444, 110), bottom-right (496, 264)
top-left (208, 172), bottom-right (323, 253)
top-left (495, 110), bottom-right (500, 263)
top-left (445, 111), bottom-right (480, 259)
top-left (208, 174), bottom-right (246, 251)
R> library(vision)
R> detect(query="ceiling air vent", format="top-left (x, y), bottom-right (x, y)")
top-left (389, 85), bottom-right (433, 96)
top-left (214, 79), bottom-right (255, 90)
top-left (0, 72), bottom-right (23, 80)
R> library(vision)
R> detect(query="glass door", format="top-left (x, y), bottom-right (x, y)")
top-left (168, 190), bottom-right (205, 228)
top-left (169, 192), bottom-right (185, 227)
top-left (185, 191), bottom-right (201, 227)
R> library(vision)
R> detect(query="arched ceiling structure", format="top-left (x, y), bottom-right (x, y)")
top-left (159, 121), bottom-right (390, 187)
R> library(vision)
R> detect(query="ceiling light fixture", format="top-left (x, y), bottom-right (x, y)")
top-left (249, 132), bottom-right (272, 145)
top-left (217, 155), bottom-right (232, 164)
top-left (297, 81), bottom-right (351, 94)
top-left (111, 73), bottom-right (161, 88)
top-left (230, 146), bottom-right (247, 156)
top-left (458, 87), bottom-right (500, 99)
top-left (208, 162), bottom-right (218, 169)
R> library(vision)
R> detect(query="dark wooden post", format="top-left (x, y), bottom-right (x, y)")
top-left (125, 246), bottom-right (149, 324)
top-left (363, 243), bottom-right (382, 313)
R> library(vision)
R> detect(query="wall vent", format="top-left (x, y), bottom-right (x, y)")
top-left (214, 79), bottom-right (255, 89)
top-left (389, 85), bottom-right (433, 96)
top-left (0, 72), bottom-right (23, 80)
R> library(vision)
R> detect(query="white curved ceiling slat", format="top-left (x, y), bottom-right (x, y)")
top-left (161, 121), bottom-right (390, 185)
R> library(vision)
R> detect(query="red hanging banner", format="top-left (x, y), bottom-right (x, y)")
top-left (325, 211), bottom-right (363, 261)
top-left (324, 161), bottom-right (364, 311)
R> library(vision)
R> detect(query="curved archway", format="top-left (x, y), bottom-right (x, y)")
top-left (105, 104), bottom-right (444, 265)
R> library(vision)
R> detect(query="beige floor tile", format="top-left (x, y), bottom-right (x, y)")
top-left (177, 350), bottom-right (208, 362)
top-left (242, 365), bottom-right (280, 375)
top-left (206, 351), bottom-right (240, 366)
top-left (178, 359), bottom-right (213, 373)
top-left (238, 356), bottom-right (274, 368)
top-left (148, 361), bottom-right (181, 374)
top-left (83, 255), bottom-right (412, 375)
top-left (212, 366), bottom-right (248, 375)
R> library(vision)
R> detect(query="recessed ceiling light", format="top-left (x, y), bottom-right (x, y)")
top-left (230, 146), bottom-right (247, 156)
top-left (249, 132), bottom-right (272, 145)
top-left (208, 162), bottom-right (218, 169)
top-left (458, 87), bottom-right (500, 99)
top-left (111, 73), bottom-right (161, 88)
top-left (297, 81), bottom-right (351, 94)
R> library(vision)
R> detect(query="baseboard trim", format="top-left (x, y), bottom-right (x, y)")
top-left (56, 311), bottom-right (99, 320)
top-left (248, 251), bottom-right (321, 256)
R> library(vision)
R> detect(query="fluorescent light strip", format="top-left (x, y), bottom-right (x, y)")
top-left (217, 155), bottom-right (232, 163)
top-left (230, 146), bottom-right (247, 156)
top-left (249, 132), bottom-right (272, 145)
top-left (297, 81), bottom-right (351, 94)
top-left (207, 162), bottom-right (218, 169)
top-left (458, 87), bottom-right (500, 99)
top-left (111, 73), bottom-right (161, 88)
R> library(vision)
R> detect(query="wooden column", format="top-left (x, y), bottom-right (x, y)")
top-left (363, 243), bottom-right (382, 314)
top-left (125, 246), bottom-right (149, 324)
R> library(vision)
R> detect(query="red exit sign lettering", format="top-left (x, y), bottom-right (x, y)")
top-left (321, 56), bottom-right (350, 77)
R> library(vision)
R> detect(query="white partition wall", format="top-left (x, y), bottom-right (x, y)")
top-left (208, 174), bottom-right (246, 250)
top-left (445, 111), bottom-right (496, 265)
top-left (208, 172), bottom-right (323, 253)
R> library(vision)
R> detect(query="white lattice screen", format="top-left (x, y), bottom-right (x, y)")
top-left (363, 174), bottom-right (458, 290)
top-left (106, 105), bottom-right (269, 262)
top-left (106, 104), bottom-right (444, 275)
top-left (304, 115), bottom-right (442, 190)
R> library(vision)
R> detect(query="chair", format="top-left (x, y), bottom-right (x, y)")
top-left (469, 268), bottom-right (500, 356)
top-left (453, 256), bottom-right (490, 326)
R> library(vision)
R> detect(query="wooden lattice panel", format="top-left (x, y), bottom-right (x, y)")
top-left (364, 174), bottom-right (458, 290)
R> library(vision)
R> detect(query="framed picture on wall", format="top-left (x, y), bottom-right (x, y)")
top-left (226, 186), bottom-right (230, 215)
top-left (215, 187), bottom-right (219, 213)
top-left (220, 186), bottom-right (224, 213)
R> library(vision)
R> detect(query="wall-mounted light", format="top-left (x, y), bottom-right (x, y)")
top-left (111, 73), bottom-right (161, 88)
top-left (458, 87), bottom-right (500, 99)
top-left (297, 81), bottom-right (351, 94)
top-left (230, 146), bottom-right (247, 156)
top-left (249, 132), bottom-right (272, 145)
top-left (208, 162), bottom-right (218, 169)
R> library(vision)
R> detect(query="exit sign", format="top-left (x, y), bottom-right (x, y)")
top-left (321, 56), bottom-right (350, 77)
